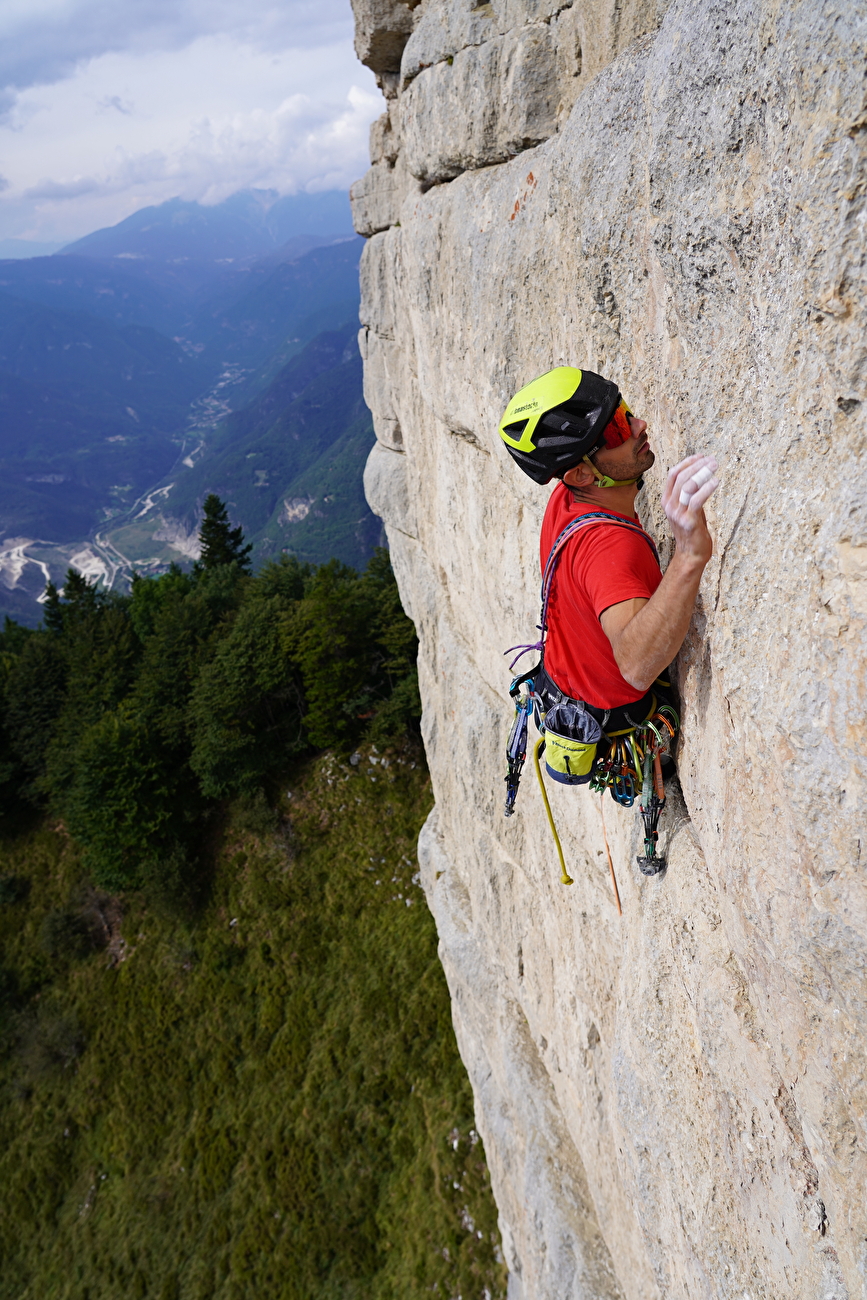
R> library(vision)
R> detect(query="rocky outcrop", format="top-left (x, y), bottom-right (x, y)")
top-left (351, 1), bottom-right (867, 1296)
top-left (350, 0), bottom-right (668, 233)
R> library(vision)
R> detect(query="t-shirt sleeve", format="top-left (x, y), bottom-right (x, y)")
top-left (567, 524), bottom-right (662, 619)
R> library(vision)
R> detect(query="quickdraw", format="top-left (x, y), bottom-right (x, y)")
top-left (504, 676), bottom-right (535, 817)
top-left (589, 703), bottom-right (678, 873)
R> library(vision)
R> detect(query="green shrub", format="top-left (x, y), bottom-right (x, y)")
top-left (0, 875), bottom-right (30, 905)
top-left (61, 707), bottom-right (187, 890)
top-left (0, 503), bottom-right (500, 1299)
top-left (0, 752), bottom-right (506, 1300)
top-left (39, 905), bottom-right (100, 961)
top-left (17, 1006), bottom-right (84, 1080)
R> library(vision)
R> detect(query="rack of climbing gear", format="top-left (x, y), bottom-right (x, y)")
top-left (502, 508), bottom-right (679, 901)
top-left (504, 675), bottom-right (534, 818)
top-left (588, 703), bottom-right (678, 874)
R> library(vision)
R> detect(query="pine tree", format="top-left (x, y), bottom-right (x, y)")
top-left (196, 494), bottom-right (252, 571)
top-left (42, 581), bottom-right (64, 634)
top-left (42, 571), bottom-right (102, 632)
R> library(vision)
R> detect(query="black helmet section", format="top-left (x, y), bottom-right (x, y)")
top-left (499, 368), bottom-right (622, 485)
top-left (500, 442), bottom-right (560, 485)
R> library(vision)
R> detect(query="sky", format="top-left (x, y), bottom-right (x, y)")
top-left (0, 0), bottom-right (383, 245)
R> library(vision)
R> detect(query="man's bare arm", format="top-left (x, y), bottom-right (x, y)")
top-left (600, 455), bottom-right (719, 691)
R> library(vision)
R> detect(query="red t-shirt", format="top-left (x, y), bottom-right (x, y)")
top-left (539, 483), bottom-right (662, 708)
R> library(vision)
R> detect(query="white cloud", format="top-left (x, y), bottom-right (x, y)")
top-left (0, 0), bottom-right (353, 101)
top-left (0, 2), bottom-right (382, 242)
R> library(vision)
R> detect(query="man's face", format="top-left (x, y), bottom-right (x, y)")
top-left (591, 414), bottom-right (655, 479)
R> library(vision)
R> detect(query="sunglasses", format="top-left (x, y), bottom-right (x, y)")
top-left (601, 401), bottom-right (635, 449)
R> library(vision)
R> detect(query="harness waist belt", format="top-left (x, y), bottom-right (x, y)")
top-left (534, 664), bottom-right (667, 736)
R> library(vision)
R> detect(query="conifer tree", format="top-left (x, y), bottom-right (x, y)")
top-left (42, 581), bottom-right (64, 634)
top-left (196, 494), bottom-right (252, 571)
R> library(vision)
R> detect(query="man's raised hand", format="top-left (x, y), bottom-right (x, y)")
top-left (661, 455), bottom-right (719, 567)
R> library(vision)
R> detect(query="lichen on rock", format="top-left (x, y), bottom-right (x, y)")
top-left (349, 0), bottom-right (867, 1295)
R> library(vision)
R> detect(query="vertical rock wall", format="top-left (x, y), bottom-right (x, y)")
top-left (350, 1), bottom-right (867, 1295)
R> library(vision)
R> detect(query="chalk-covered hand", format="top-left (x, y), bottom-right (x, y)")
top-left (661, 455), bottom-right (719, 567)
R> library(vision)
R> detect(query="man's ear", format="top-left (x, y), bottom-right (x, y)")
top-left (563, 461), bottom-right (593, 489)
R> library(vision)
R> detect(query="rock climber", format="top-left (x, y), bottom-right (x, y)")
top-left (498, 366), bottom-right (719, 875)
top-left (500, 365), bottom-right (718, 730)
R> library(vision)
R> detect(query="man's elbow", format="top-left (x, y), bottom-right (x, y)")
top-left (612, 648), bottom-right (653, 693)
top-left (622, 669), bottom-right (654, 693)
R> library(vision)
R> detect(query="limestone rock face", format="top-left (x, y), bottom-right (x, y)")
top-left (352, 0), bottom-right (419, 77)
top-left (350, 0), bottom-right (867, 1296)
top-left (398, 0), bottom-right (668, 183)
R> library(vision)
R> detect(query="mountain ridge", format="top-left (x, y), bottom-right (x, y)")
top-left (60, 189), bottom-right (354, 264)
top-left (0, 211), bottom-right (375, 623)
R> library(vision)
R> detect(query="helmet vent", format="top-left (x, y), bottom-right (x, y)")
top-left (502, 419), bottom-right (529, 437)
top-left (536, 435), bottom-right (580, 448)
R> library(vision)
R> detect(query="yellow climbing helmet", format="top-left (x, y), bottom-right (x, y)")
top-left (498, 366), bottom-right (627, 485)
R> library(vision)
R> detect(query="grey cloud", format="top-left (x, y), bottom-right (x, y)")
top-left (0, 176), bottom-right (9, 192)
top-left (24, 148), bottom-right (171, 200)
top-left (98, 95), bottom-right (134, 115)
top-left (0, 0), bottom-right (351, 101)
top-left (24, 176), bottom-right (103, 200)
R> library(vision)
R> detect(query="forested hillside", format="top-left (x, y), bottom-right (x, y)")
top-left (0, 498), bottom-right (417, 887)
top-left (0, 193), bottom-right (378, 625)
top-left (163, 325), bottom-right (381, 573)
top-left (0, 293), bottom-right (208, 543)
top-left (0, 504), bottom-right (506, 1299)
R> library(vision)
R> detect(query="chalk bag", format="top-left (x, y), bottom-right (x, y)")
top-left (542, 701), bottom-right (603, 785)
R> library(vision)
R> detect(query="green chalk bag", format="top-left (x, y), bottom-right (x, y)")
top-left (541, 700), bottom-right (602, 786)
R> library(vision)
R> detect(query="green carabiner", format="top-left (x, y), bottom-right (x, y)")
top-left (642, 717), bottom-right (665, 748)
top-left (657, 703), bottom-right (679, 730)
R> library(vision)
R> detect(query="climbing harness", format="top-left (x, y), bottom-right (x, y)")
top-left (502, 510), bottom-right (679, 899)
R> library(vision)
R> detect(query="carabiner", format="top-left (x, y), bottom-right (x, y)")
top-left (656, 704), bottom-right (679, 733)
top-left (642, 717), bottom-right (666, 748)
top-left (612, 762), bottom-right (635, 806)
